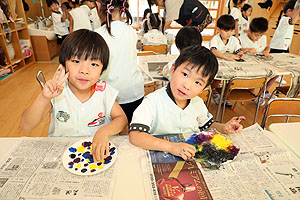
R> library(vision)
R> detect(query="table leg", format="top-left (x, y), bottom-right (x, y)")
top-left (215, 80), bottom-right (226, 122)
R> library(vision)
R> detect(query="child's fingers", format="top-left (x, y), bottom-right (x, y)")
top-left (105, 145), bottom-right (109, 157)
top-left (53, 65), bottom-right (64, 81)
top-left (57, 72), bottom-right (69, 87)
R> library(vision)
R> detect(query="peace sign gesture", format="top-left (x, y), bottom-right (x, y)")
top-left (42, 65), bottom-right (69, 99)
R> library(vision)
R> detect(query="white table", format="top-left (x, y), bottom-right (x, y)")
top-left (269, 122), bottom-right (300, 159)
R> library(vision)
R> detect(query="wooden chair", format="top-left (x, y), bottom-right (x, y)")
top-left (261, 98), bottom-right (300, 129)
top-left (268, 77), bottom-right (300, 99)
top-left (142, 44), bottom-right (168, 54)
top-left (198, 86), bottom-right (212, 107)
top-left (217, 76), bottom-right (267, 123)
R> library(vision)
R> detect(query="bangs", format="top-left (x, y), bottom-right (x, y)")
top-left (59, 29), bottom-right (109, 71)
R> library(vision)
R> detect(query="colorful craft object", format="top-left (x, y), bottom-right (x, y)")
top-left (62, 139), bottom-right (117, 175)
top-left (186, 130), bottom-right (239, 169)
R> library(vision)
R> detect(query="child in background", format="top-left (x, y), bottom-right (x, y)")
top-left (239, 17), bottom-right (270, 57)
top-left (20, 29), bottom-right (128, 162)
top-left (270, 0), bottom-right (300, 53)
top-left (210, 14), bottom-right (243, 61)
top-left (148, 0), bottom-right (212, 32)
top-left (46, 0), bottom-right (69, 44)
top-left (95, 0), bottom-right (144, 124)
top-left (163, 26), bottom-right (202, 80)
top-left (69, 0), bottom-right (94, 31)
top-left (129, 46), bottom-right (245, 160)
top-left (141, 13), bottom-right (167, 45)
top-left (61, 2), bottom-right (73, 32)
top-left (228, 0), bottom-right (246, 37)
top-left (240, 3), bottom-right (252, 34)
top-left (68, 0), bottom-right (76, 8)
top-left (239, 17), bottom-right (272, 105)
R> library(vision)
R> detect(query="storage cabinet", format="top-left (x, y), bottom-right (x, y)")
top-left (0, 0), bottom-right (35, 78)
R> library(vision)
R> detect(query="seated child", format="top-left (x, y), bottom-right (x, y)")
top-left (46, 0), bottom-right (69, 44)
top-left (210, 14), bottom-right (243, 61)
top-left (20, 29), bottom-right (128, 162)
top-left (129, 45), bottom-right (245, 160)
top-left (163, 26), bottom-right (202, 80)
top-left (141, 13), bottom-right (167, 45)
top-left (239, 17), bottom-right (271, 57)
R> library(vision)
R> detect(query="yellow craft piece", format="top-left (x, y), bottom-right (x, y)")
top-left (98, 165), bottom-right (104, 169)
top-left (210, 133), bottom-right (231, 150)
top-left (77, 145), bottom-right (85, 153)
top-left (86, 159), bottom-right (90, 163)
top-left (89, 163), bottom-right (97, 170)
top-left (77, 163), bottom-right (81, 168)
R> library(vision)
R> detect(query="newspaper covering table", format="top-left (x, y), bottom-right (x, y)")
top-left (262, 53), bottom-right (300, 97)
top-left (216, 54), bottom-right (275, 80)
top-left (0, 137), bottom-right (116, 200)
top-left (142, 124), bottom-right (300, 200)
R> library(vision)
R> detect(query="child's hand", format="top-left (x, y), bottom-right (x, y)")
top-left (263, 52), bottom-right (272, 58)
top-left (168, 143), bottom-right (196, 160)
top-left (42, 65), bottom-right (69, 99)
top-left (224, 116), bottom-right (245, 134)
top-left (91, 131), bottom-right (110, 162)
top-left (227, 54), bottom-right (240, 61)
top-left (237, 51), bottom-right (244, 57)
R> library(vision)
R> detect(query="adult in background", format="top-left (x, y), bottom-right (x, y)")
top-left (148, 0), bottom-right (212, 32)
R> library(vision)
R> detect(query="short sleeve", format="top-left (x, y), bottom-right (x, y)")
top-left (129, 98), bottom-right (153, 133)
top-left (52, 12), bottom-right (62, 23)
top-left (196, 103), bottom-right (214, 131)
top-left (230, 8), bottom-right (240, 21)
top-left (209, 36), bottom-right (218, 50)
top-left (233, 37), bottom-right (242, 53)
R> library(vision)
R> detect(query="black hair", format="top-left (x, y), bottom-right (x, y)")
top-left (249, 17), bottom-right (268, 33)
top-left (228, 0), bottom-right (246, 14)
top-left (174, 45), bottom-right (218, 87)
top-left (68, 0), bottom-right (79, 6)
top-left (143, 8), bottom-right (151, 20)
top-left (98, 0), bottom-right (132, 36)
top-left (276, 0), bottom-right (297, 27)
top-left (147, 0), bottom-right (165, 12)
top-left (62, 2), bottom-right (72, 10)
top-left (217, 14), bottom-right (235, 31)
top-left (46, 0), bottom-right (59, 7)
top-left (241, 3), bottom-right (252, 12)
top-left (143, 13), bottom-right (165, 33)
top-left (59, 29), bottom-right (109, 73)
top-left (175, 26), bottom-right (202, 51)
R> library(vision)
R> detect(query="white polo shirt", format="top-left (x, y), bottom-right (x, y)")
top-left (95, 21), bottom-right (144, 104)
top-left (230, 7), bottom-right (243, 35)
top-left (240, 16), bottom-right (249, 34)
top-left (69, 5), bottom-right (92, 31)
top-left (49, 80), bottom-right (118, 137)
top-left (142, 29), bottom-right (167, 45)
top-left (209, 33), bottom-right (242, 53)
top-left (52, 8), bottom-right (69, 36)
top-left (130, 85), bottom-right (214, 135)
top-left (270, 16), bottom-right (294, 50)
top-left (239, 33), bottom-right (267, 53)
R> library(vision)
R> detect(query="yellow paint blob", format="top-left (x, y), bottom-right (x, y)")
top-left (89, 163), bottom-right (97, 170)
top-left (77, 163), bottom-right (81, 168)
top-left (77, 145), bottom-right (85, 153)
top-left (210, 133), bottom-right (231, 150)
top-left (98, 166), bottom-right (104, 169)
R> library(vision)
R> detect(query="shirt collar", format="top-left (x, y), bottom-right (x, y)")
top-left (166, 83), bottom-right (190, 106)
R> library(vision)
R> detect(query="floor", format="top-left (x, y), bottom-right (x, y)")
top-left (0, 50), bottom-right (299, 137)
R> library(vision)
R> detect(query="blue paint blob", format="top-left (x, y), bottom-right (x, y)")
top-left (81, 159), bottom-right (84, 162)
top-left (104, 160), bottom-right (111, 164)
top-left (69, 165), bottom-right (73, 168)
top-left (88, 157), bottom-right (94, 163)
top-left (82, 152), bottom-right (92, 159)
top-left (87, 146), bottom-right (91, 150)
top-left (110, 151), bottom-right (115, 155)
top-left (104, 156), bottom-right (112, 161)
top-left (69, 147), bottom-right (77, 153)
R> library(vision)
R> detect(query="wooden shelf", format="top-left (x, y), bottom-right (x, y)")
top-left (0, 0), bottom-right (35, 80)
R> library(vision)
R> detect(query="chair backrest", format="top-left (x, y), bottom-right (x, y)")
top-left (229, 77), bottom-right (267, 90)
top-left (142, 44), bottom-right (167, 54)
top-left (198, 86), bottom-right (212, 106)
top-left (137, 51), bottom-right (156, 56)
top-left (261, 98), bottom-right (300, 129)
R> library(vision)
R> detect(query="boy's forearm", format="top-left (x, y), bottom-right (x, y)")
top-left (211, 49), bottom-right (229, 60)
top-left (129, 131), bottom-right (172, 152)
top-left (20, 93), bottom-right (52, 132)
top-left (263, 46), bottom-right (270, 54)
top-left (97, 115), bottom-right (128, 137)
top-left (235, 21), bottom-right (239, 37)
top-left (210, 122), bottom-right (226, 133)
top-left (291, 8), bottom-right (300, 24)
top-left (164, 20), bottom-right (172, 31)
